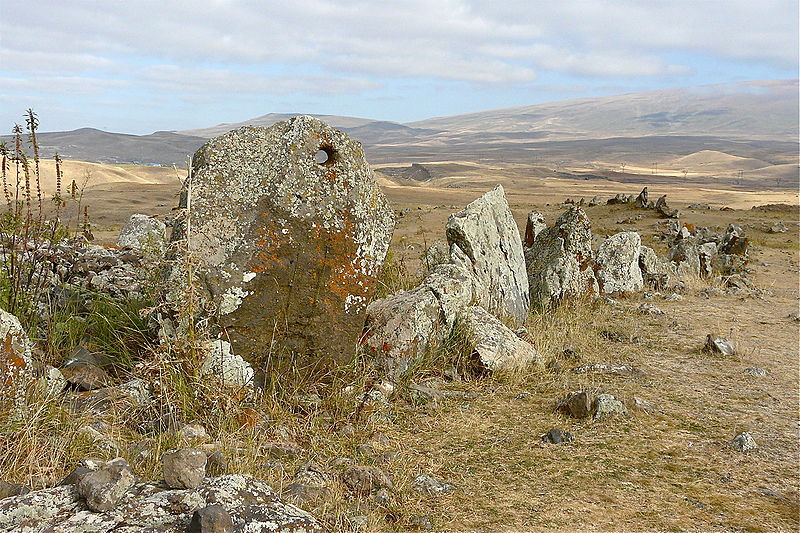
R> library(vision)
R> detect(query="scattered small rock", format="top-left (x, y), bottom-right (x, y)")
top-left (410, 515), bottom-right (434, 530)
top-left (557, 391), bottom-right (592, 418)
top-left (188, 504), bottom-right (234, 533)
top-left (341, 465), bottom-right (393, 495)
top-left (729, 432), bottom-right (758, 453)
top-left (742, 367), bottom-right (768, 377)
top-left (572, 363), bottom-right (638, 375)
top-left (412, 473), bottom-right (456, 495)
top-left (61, 362), bottom-right (111, 391)
top-left (703, 334), bottom-right (736, 356)
top-left (162, 448), bottom-right (207, 489)
top-left (593, 394), bottom-right (628, 419)
top-left (0, 480), bottom-right (30, 499)
top-left (540, 428), bottom-right (574, 444)
top-left (76, 457), bottom-right (135, 512)
top-left (638, 303), bottom-right (665, 315)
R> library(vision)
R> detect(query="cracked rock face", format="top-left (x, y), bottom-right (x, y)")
top-left (595, 232), bottom-right (644, 295)
top-left (170, 116), bottom-right (394, 378)
top-left (526, 206), bottom-right (597, 308)
top-left (0, 474), bottom-right (321, 532)
top-left (446, 185), bottom-right (529, 326)
top-left (458, 306), bottom-right (541, 373)
top-left (0, 309), bottom-right (33, 409)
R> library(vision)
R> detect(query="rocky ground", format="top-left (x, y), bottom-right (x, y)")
top-left (0, 178), bottom-right (798, 532)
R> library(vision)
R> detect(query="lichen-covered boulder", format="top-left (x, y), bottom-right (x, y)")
top-left (458, 306), bottom-right (541, 373)
top-left (638, 246), bottom-right (674, 289)
top-left (170, 117), bottom-right (394, 378)
top-left (199, 339), bottom-right (254, 388)
top-left (0, 309), bottom-right (32, 409)
top-left (526, 206), bottom-right (597, 308)
top-left (362, 264), bottom-right (478, 377)
top-left (595, 232), bottom-right (644, 295)
top-left (446, 185), bottom-right (529, 326)
top-left (117, 214), bottom-right (167, 252)
top-left (0, 474), bottom-right (321, 532)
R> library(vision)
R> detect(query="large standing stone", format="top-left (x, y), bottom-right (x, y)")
top-left (526, 206), bottom-right (597, 308)
top-left (595, 232), bottom-right (644, 295)
top-left (170, 117), bottom-right (394, 378)
top-left (446, 185), bottom-right (529, 326)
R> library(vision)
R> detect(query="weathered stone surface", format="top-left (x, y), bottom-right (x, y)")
top-left (638, 246), bottom-right (673, 289)
top-left (458, 306), bottom-right (541, 373)
top-left (188, 504), bottom-right (233, 533)
top-left (541, 428), bottom-right (574, 444)
top-left (595, 232), bottom-right (644, 295)
top-left (526, 206), bottom-right (597, 308)
top-left (634, 187), bottom-right (649, 208)
top-left (61, 362), bottom-right (111, 391)
top-left (170, 116), bottom-right (394, 378)
top-left (703, 335), bottom-right (736, 356)
top-left (412, 474), bottom-right (456, 495)
top-left (729, 432), bottom-right (758, 453)
top-left (362, 263), bottom-right (478, 377)
top-left (655, 195), bottom-right (680, 218)
top-left (557, 391), bottom-right (592, 418)
top-left (0, 474), bottom-right (321, 532)
top-left (340, 466), bottom-right (393, 495)
top-left (0, 480), bottom-right (30, 499)
top-left (719, 224), bottom-right (749, 255)
top-left (117, 214), bottom-right (167, 252)
top-left (523, 211), bottom-right (547, 249)
top-left (199, 339), bottom-right (254, 388)
top-left (76, 457), bottom-right (135, 512)
top-left (0, 309), bottom-right (32, 409)
top-left (446, 185), bottom-right (529, 325)
top-left (163, 448), bottom-right (207, 489)
top-left (593, 394), bottom-right (628, 419)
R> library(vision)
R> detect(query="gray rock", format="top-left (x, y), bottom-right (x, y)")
top-left (743, 367), bottom-right (768, 377)
top-left (169, 116), bottom-right (394, 379)
top-left (75, 457), bottom-right (135, 512)
top-left (340, 466), bottom-right (393, 496)
top-left (199, 339), bottom-right (254, 388)
top-left (162, 448), bottom-right (207, 489)
top-left (412, 474), bottom-right (456, 495)
top-left (719, 224), bottom-right (749, 256)
top-left (117, 214), bottom-right (166, 252)
top-left (703, 335), bottom-right (736, 356)
top-left (61, 362), bottom-right (112, 391)
top-left (595, 232), bottom-right (644, 295)
top-left (526, 206), bottom-right (597, 308)
top-left (634, 187), bottom-right (649, 208)
top-left (362, 263), bottom-right (478, 377)
top-left (523, 211), bottom-right (547, 249)
top-left (446, 185), bottom-right (529, 325)
top-left (638, 303), bottom-right (665, 316)
top-left (0, 309), bottom-right (33, 409)
top-left (572, 363), bottom-right (638, 375)
top-left (541, 428), bottom-right (574, 444)
top-left (0, 481), bottom-right (30, 499)
top-left (189, 504), bottom-right (233, 533)
top-left (638, 246), bottom-right (673, 290)
top-left (655, 195), bottom-right (680, 218)
top-left (410, 515), bottom-right (434, 530)
top-left (422, 240), bottom-right (450, 271)
top-left (767, 221), bottom-right (787, 233)
top-left (458, 306), bottom-right (541, 373)
top-left (593, 394), bottom-right (628, 419)
top-left (557, 391), bottom-right (592, 418)
top-left (729, 432), bottom-right (758, 453)
top-left (0, 474), bottom-right (321, 532)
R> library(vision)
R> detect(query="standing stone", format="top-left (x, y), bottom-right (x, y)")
top-left (634, 187), bottom-right (649, 208)
top-left (0, 309), bottom-right (32, 410)
top-left (655, 195), bottom-right (680, 218)
top-left (523, 212), bottom-right (547, 249)
top-left (117, 214), bottom-right (167, 252)
top-left (638, 246), bottom-right (673, 289)
top-left (595, 232), bottom-right (644, 295)
top-left (526, 206), bottom-right (598, 308)
top-left (446, 185), bottom-right (529, 325)
top-left (170, 117), bottom-right (394, 378)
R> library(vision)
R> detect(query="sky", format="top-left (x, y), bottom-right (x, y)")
top-left (0, 0), bottom-right (797, 134)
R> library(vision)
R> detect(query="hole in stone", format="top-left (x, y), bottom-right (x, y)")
top-left (315, 144), bottom-right (337, 167)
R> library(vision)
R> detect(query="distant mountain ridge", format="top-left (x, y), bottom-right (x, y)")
top-left (3, 79), bottom-right (796, 168)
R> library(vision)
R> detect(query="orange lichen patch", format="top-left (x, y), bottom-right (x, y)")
top-left (683, 222), bottom-right (697, 233)
top-left (253, 219), bottom-right (283, 273)
top-left (0, 332), bottom-right (27, 387)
